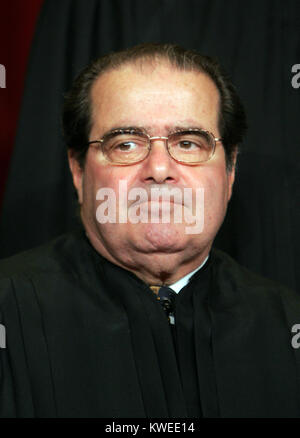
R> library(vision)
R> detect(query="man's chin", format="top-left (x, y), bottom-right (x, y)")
top-left (128, 222), bottom-right (190, 253)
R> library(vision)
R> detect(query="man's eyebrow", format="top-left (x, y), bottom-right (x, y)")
top-left (101, 126), bottom-right (148, 136)
top-left (171, 125), bottom-right (205, 133)
top-left (100, 124), bottom-right (206, 137)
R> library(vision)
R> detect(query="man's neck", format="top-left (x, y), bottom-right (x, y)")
top-left (84, 223), bottom-right (212, 285)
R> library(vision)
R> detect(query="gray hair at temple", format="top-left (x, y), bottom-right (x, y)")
top-left (62, 42), bottom-right (247, 172)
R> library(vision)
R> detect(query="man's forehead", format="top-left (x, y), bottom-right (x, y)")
top-left (94, 58), bottom-right (192, 81)
top-left (89, 61), bottom-right (221, 136)
top-left (91, 60), bottom-right (218, 96)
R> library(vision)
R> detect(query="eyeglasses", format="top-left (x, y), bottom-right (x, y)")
top-left (87, 128), bottom-right (222, 165)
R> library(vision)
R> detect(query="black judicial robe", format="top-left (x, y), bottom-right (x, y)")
top-left (0, 230), bottom-right (300, 418)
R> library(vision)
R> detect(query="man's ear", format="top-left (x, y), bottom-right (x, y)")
top-left (68, 150), bottom-right (83, 204)
top-left (227, 147), bottom-right (238, 201)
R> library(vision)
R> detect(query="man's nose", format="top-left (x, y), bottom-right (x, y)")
top-left (142, 139), bottom-right (176, 184)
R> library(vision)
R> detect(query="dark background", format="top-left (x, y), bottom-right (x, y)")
top-left (0, 0), bottom-right (299, 293)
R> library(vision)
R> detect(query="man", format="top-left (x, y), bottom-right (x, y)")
top-left (0, 43), bottom-right (300, 418)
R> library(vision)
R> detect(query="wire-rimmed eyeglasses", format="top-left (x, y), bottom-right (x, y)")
top-left (87, 128), bottom-right (222, 165)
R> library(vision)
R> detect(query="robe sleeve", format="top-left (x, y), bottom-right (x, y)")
top-left (0, 277), bottom-right (35, 418)
top-left (0, 309), bottom-right (17, 417)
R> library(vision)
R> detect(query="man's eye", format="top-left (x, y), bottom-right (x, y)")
top-left (115, 141), bottom-right (138, 151)
top-left (178, 141), bottom-right (199, 150)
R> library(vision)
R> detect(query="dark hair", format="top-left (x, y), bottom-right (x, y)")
top-left (63, 43), bottom-right (247, 171)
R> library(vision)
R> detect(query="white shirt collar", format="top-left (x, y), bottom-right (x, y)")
top-left (168, 255), bottom-right (209, 294)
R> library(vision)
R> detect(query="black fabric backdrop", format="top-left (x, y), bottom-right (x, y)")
top-left (0, 0), bottom-right (299, 293)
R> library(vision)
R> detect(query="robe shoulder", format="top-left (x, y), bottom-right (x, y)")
top-left (0, 233), bottom-right (82, 278)
top-left (211, 247), bottom-right (300, 314)
top-left (211, 247), bottom-right (297, 291)
top-left (0, 233), bottom-right (85, 309)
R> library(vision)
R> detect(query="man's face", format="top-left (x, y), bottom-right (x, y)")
top-left (69, 61), bottom-right (236, 284)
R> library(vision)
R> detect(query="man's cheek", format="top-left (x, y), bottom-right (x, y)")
top-left (203, 181), bottom-right (227, 221)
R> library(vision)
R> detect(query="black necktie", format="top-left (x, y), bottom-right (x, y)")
top-left (149, 285), bottom-right (177, 324)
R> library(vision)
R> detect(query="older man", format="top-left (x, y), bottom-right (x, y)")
top-left (0, 43), bottom-right (300, 418)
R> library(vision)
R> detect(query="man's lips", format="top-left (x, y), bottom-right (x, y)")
top-left (128, 198), bottom-right (183, 208)
top-left (127, 186), bottom-right (188, 208)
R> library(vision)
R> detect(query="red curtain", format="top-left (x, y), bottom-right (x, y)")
top-left (0, 0), bottom-right (44, 209)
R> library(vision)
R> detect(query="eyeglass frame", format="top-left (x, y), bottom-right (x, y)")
top-left (87, 128), bottom-right (223, 166)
